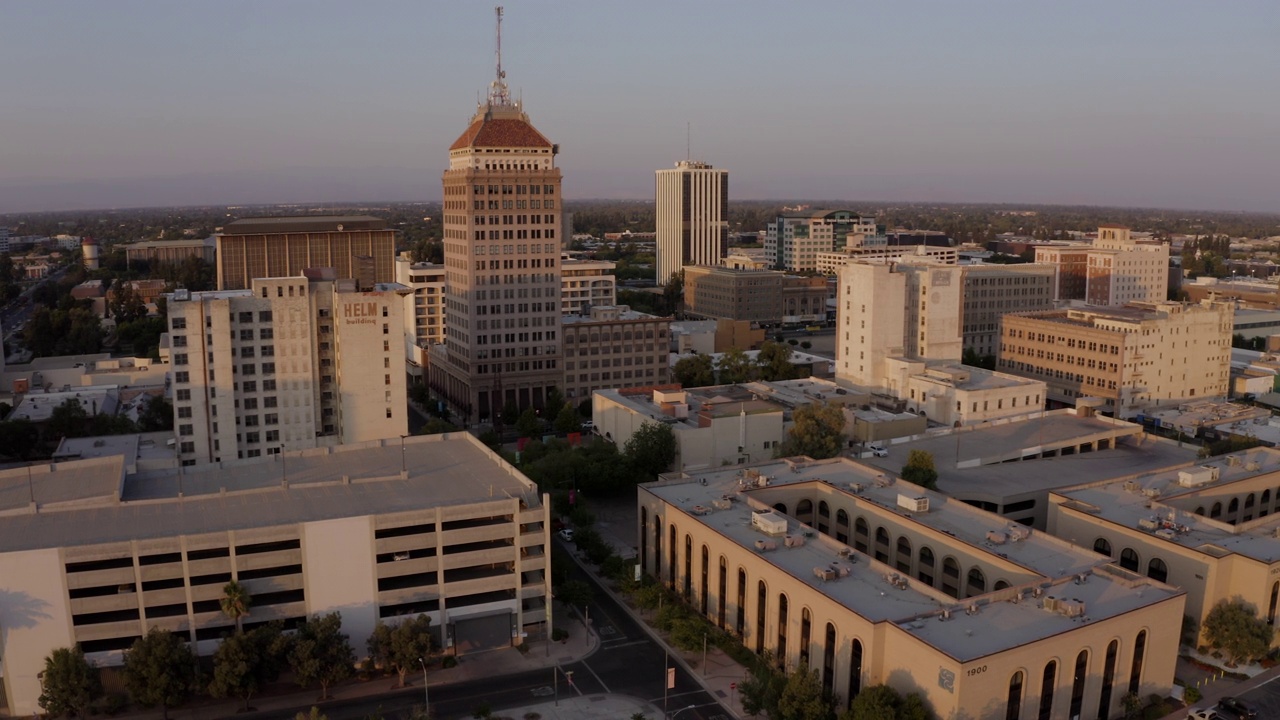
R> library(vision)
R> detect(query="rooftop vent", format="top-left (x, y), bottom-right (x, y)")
top-left (898, 494), bottom-right (929, 513)
top-left (1226, 454), bottom-right (1240, 467)
top-left (1008, 525), bottom-right (1032, 542)
top-left (1177, 466), bottom-right (1220, 488)
top-left (752, 511), bottom-right (788, 536)
top-left (987, 530), bottom-right (1008, 545)
top-left (814, 566), bottom-right (836, 581)
top-left (754, 539), bottom-right (778, 552)
top-left (784, 535), bottom-right (806, 548)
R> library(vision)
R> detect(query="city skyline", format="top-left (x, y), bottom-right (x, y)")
top-left (1, 1), bottom-right (1278, 213)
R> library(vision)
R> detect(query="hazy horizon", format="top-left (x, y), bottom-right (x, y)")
top-left (2, 1), bottom-right (1278, 214)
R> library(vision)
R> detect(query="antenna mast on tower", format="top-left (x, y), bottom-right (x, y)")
top-left (488, 6), bottom-right (512, 107)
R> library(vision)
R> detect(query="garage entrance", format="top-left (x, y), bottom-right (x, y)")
top-left (452, 612), bottom-right (512, 654)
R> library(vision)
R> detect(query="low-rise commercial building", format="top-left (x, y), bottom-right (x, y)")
top-left (0, 433), bottom-right (551, 717)
top-left (560, 256), bottom-right (617, 314)
top-left (961, 263), bottom-right (1056, 358)
top-left (1048, 445), bottom-right (1280, 647)
top-left (562, 305), bottom-right (670, 403)
top-left (816, 244), bottom-right (958, 274)
top-left (640, 457), bottom-right (1183, 719)
top-left (885, 360), bottom-right (1047, 427)
top-left (1184, 276), bottom-right (1280, 310)
top-left (684, 265), bottom-right (784, 325)
top-left (997, 301), bottom-right (1233, 418)
top-left (121, 237), bottom-right (217, 267)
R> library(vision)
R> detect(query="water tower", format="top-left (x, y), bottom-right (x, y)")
top-left (82, 236), bottom-right (100, 270)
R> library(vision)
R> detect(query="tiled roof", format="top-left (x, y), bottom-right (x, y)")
top-left (450, 117), bottom-right (553, 150)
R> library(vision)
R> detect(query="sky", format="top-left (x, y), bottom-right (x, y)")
top-left (1, 1), bottom-right (1278, 214)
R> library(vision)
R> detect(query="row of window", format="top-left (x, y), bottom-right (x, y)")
top-left (472, 184), bottom-right (555, 195)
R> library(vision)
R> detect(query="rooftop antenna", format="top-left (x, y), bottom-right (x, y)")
top-left (488, 6), bottom-right (512, 107)
top-left (686, 122), bottom-right (691, 162)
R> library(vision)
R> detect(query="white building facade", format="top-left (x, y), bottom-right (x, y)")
top-left (655, 161), bottom-right (728, 285)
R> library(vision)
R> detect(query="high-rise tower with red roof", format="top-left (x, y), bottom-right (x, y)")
top-left (428, 7), bottom-right (565, 424)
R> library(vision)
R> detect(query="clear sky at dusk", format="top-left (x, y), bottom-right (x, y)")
top-left (1, 1), bottom-right (1277, 213)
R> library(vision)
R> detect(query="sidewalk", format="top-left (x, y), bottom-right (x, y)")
top-left (497, 694), bottom-right (664, 720)
top-left (112, 603), bottom-right (599, 720)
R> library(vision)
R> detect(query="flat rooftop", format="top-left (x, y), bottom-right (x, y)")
top-left (648, 458), bottom-right (1181, 661)
top-left (221, 216), bottom-right (387, 235)
top-left (54, 431), bottom-right (175, 465)
top-left (1055, 446), bottom-right (1280, 563)
top-left (0, 433), bottom-right (539, 553)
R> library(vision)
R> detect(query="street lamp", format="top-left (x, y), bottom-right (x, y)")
top-left (417, 657), bottom-right (429, 717)
top-left (671, 704), bottom-right (697, 719)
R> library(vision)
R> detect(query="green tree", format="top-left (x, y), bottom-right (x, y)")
top-left (208, 622), bottom-right (291, 712)
top-left (545, 387), bottom-right (565, 418)
top-left (554, 402), bottom-right (582, 434)
top-left (673, 354), bottom-right (715, 388)
top-left (515, 407), bottom-right (543, 438)
top-left (46, 399), bottom-right (90, 440)
top-left (38, 646), bottom-right (101, 718)
top-left (137, 394), bottom-right (173, 431)
top-left (419, 418), bottom-right (460, 435)
top-left (841, 684), bottom-right (931, 720)
top-left (556, 579), bottom-right (594, 615)
top-left (961, 347), bottom-right (996, 370)
top-left (624, 421), bottom-right (678, 477)
top-left (122, 628), bottom-right (199, 719)
top-left (1203, 598), bottom-right (1275, 665)
top-left (738, 659), bottom-right (786, 720)
top-left (777, 662), bottom-right (835, 720)
top-left (0, 419), bottom-right (41, 460)
top-left (900, 450), bottom-right (939, 490)
top-left (109, 280), bottom-right (148, 323)
top-left (367, 615), bottom-right (435, 689)
top-left (220, 580), bottom-right (252, 633)
top-left (289, 612), bottom-right (355, 701)
top-left (779, 402), bottom-right (846, 460)
top-left (661, 270), bottom-right (684, 316)
top-left (757, 341), bottom-right (800, 382)
top-left (296, 709), bottom-right (328, 720)
top-left (717, 347), bottom-right (757, 384)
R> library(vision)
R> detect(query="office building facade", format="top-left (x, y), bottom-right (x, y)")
top-left (1034, 226), bottom-right (1169, 306)
top-left (427, 56), bottom-right (564, 424)
top-left (562, 305), bottom-right (670, 402)
top-left (395, 257), bottom-right (447, 379)
top-left (560, 256), bottom-right (617, 314)
top-left (168, 274), bottom-right (410, 466)
top-left (215, 216), bottom-right (396, 291)
top-left (961, 264), bottom-right (1056, 358)
top-left (765, 210), bottom-right (877, 272)
top-left (655, 161), bottom-right (728, 285)
top-left (997, 301), bottom-right (1233, 417)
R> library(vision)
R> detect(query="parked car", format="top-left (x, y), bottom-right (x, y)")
top-left (558, 528), bottom-right (575, 542)
top-left (1216, 696), bottom-right (1259, 719)
top-left (1187, 709), bottom-right (1223, 720)
top-left (580, 420), bottom-right (595, 431)
top-left (868, 443), bottom-right (889, 458)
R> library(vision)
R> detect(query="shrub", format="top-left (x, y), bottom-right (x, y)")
top-left (551, 628), bottom-right (569, 642)
top-left (1182, 685), bottom-right (1202, 703)
top-left (441, 656), bottom-right (458, 669)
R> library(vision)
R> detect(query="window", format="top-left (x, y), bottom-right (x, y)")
top-left (1119, 548), bottom-right (1139, 572)
top-left (179, 441), bottom-right (194, 454)
top-left (177, 407), bottom-right (192, 419)
top-left (238, 312), bottom-right (253, 323)
top-left (174, 371), bottom-right (190, 384)
top-left (1093, 538), bottom-right (1112, 557)
top-left (262, 363), bottom-right (275, 374)
top-left (178, 424), bottom-right (193, 436)
top-left (258, 311), bottom-right (272, 322)
top-left (266, 430), bottom-right (279, 443)
top-left (171, 317), bottom-right (186, 330)
top-left (171, 335), bottom-right (187, 347)
top-left (259, 328), bottom-right (273, 340)
top-left (1147, 558), bottom-right (1168, 583)
top-left (173, 353), bottom-right (188, 365)
top-left (176, 389), bottom-right (191, 401)
top-left (1037, 660), bottom-right (1057, 720)
top-left (1006, 670), bottom-right (1024, 720)
top-left (241, 364), bottom-right (256, 376)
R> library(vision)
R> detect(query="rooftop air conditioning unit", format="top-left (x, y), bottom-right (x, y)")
top-left (987, 530), bottom-right (1008, 545)
top-left (1043, 596), bottom-right (1059, 612)
top-left (898, 494), bottom-right (929, 513)
top-left (1138, 517), bottom-right (1160, 531)
top-left (784, 535), bottom-right (806, 548)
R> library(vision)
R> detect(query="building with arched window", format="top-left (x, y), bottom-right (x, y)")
top-left (1049, 445), bottom-right (1280, 647)
top-left (639, 455), bottom-right (1183, 719)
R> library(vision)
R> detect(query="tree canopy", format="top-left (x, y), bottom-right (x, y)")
top-left (123, 628), bottom-right (199, 719)
top-left (673, 354), bottom-right (715, 388)
top-left (1203, 599), bottom-right (1275, 665)
top-left (208, 622), bottom-right (291, 712)
top-left (717, 347), bottom-right (757, 384)
top-left (38, 646), bottom-right (101, 719)
top-left (289, 612), bottom-right (355, 700)
top-left (900, 450), bottom-right (939, 490)
top-left (843, 684), bottom-right (932, 720)
top-left (367, 615), bottom-right (435, 689)
top-left (624, 421), bottom-right (678, 477)
top-left (779, 402), bottom-right (847, 460)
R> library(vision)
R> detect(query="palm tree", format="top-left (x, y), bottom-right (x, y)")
top-left (220, 580), bottom-right (252, 633)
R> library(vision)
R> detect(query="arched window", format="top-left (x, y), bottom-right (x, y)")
top-left (1147, 557), bottom-right (1168, 584)
top-left (994, 580), bottom-right (1011, 591)
top-left (669, 525), bottom-right (677, 589)
top-left (1119, 547), bottom-right (1139, 572)
top-left (1038, 660), bottom-right (1057, 720)
top-left (796, 499), bottom-right (814, 523)
top-left (1128, 630), bottom-right (1146, 695)
top-left (735, 568), bottom-right (746, 637)
top-left (822, 622), bottom-right (836, 695)
top-left (800, 608), bottom-right (812, 667)
top-left (817, 501), bottom-right (830, 533)
top-left (1229, 497), bottom-right (1240, 516)
top-left (1211, 502), bottom-right (1222, 518)
top-left (700, 544), bottom-right (709, 615)
top-left (773, 502), bottom-right (788, 515)
top-left (1269, 582), bottom-right (1279, 625)
top-left (849, 637), bottom-right (863, 704)
top-left (654, 517), bottom-right (663, 581)
top-left (776, 594), bottom-right (789, 666)
top-left (1194, 507), bottom-right (1205, 516)
top-left (1098, 639), bottom-right (1119, 718)
top-left (836, 509), bottom-right (850, 544)
top-left (1006, 670), bottom-right (1024, 720)
top-left (1093, 537), bottom-right (1112, 557)
top-left (683, 534), bottom-right (693, 598)
top-left (967, 567), bottom-right (987, 597)
top-left (756, 580), bottom-right (767, 655)
top-left (918, 546), bottom-right (935, 586)
top-left (1264, 489), bottom-right (1272, 508)
top-left (1069, 650), bottom-right (1088, 718)
top-left (874, 527), bottom-right (890, 562)
top-left (1246, 493), bottom-right (1256, 508)
top-left (942, 556), bottom-right (961, 598)
top-left (640, 507), bottom-right (648, 573)
top-left (896, 536), bottom-right (913, 573)
top-left (718, 556), bottom-right (727, 629)
top-left (854, 517), bottom-right (869, 553)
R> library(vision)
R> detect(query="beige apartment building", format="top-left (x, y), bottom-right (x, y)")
top-left (640, 457), bottom-right (1182, 719)
top-left (428, 69), bottom-right (564, 423)
top-left (961, 263), bottom-right (1056, 358)
top-left (215, 216), bottom-right (397, 291)
top-left (1034, 226), bottom-right (1169, 306)
top-left (765, 210), bottom-right (877, 272)
top-left (1048, 445), bottom-right (1280, 646)
top-left (816, 243), bottom-right (958, 275)
top-left (560, 256), bottom-right (617, 314)
top-left (0, 434), bottom-right (553, 718)
top-left (684, 265), bottom-right (784, 325)
top-left (167, 273), bottom-right (410, 466)
top-left (394, 256), bottom-right (447, 379)
top-left (562, 305), bottom-right (670, 403)
top-left (997, 301), bottom-right (1232, 418)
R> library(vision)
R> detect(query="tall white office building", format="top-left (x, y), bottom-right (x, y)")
top-left (655, 161), bottom-right (728, 285)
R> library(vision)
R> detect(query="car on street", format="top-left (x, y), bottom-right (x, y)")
top-left (1187, 709), bottom-right (1223, 720)
top-left (1216, 696), bottom-right (1259, 719)
top-left (868, 443), bottom-right (889, 457)
top-left (558, 528), bottom-right (575, 542)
